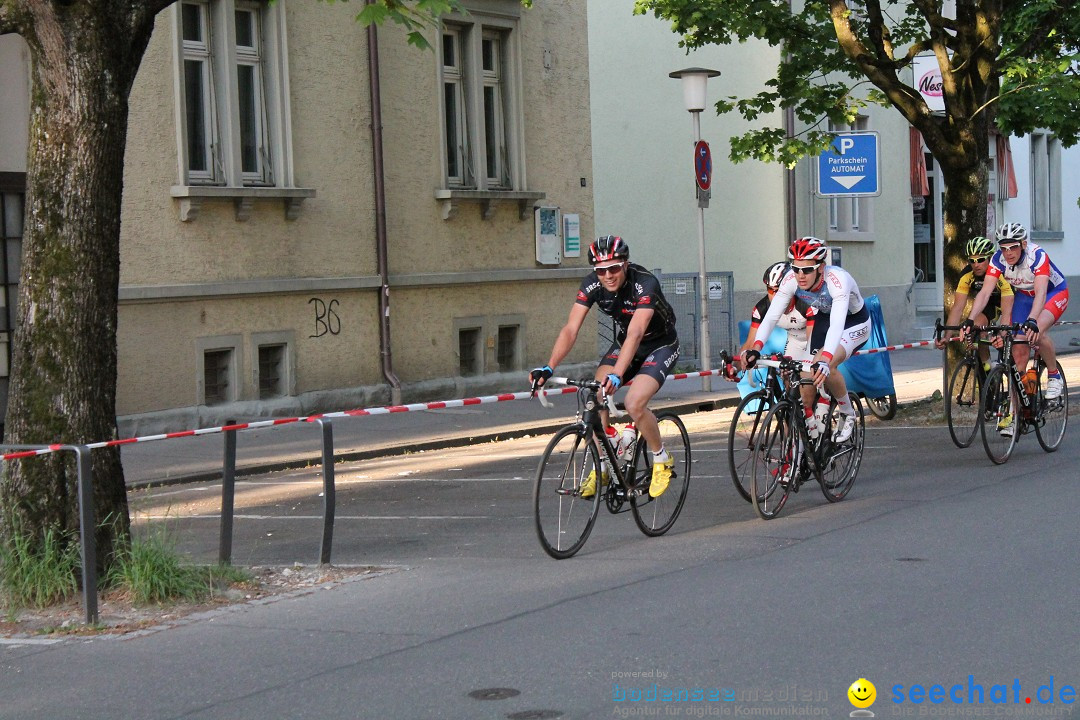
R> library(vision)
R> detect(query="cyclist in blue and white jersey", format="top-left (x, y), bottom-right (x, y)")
top-left (742, 237), bottom-right (871, 442)
top-left (964, 222), bottom-right (1068, 401)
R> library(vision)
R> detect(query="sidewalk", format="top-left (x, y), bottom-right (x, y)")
top-left (120, 341), bottom-right (963, 488)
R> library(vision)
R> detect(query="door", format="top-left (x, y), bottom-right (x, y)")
top-left (912, 152), bottom-right (943, 312)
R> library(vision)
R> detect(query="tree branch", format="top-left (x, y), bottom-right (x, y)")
top-left (1000, 5), bottom-right (1067, 65)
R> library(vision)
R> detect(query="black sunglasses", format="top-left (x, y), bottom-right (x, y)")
top-left (791, 264), bottom-right (819, 275)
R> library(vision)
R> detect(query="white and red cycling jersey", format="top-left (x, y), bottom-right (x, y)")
top-left (985, 241), bottom-right (1067, 297)
top-left (754, 265), bottom-right (868, 361)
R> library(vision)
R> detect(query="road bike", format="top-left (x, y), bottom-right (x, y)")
top-left (531, 377), bottom-right (691, 559)
top-left (976, 323), bottom-right (1069, 465)
top-left (720, 350), bottom-right (785, 503)
top-left (936, 319), bottom-right (992, 448)
top-left (748, 357), bottom-right (865, 520)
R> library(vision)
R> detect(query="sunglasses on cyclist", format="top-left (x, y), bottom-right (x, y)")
top-left (790, 264), bottom-right (820, 275)
top-left (968, 256), bottom-right (989, 263)
top-left (593, 263), bottom-right (625, 276)
top-left (999, 242), bottom-right (1022, 251)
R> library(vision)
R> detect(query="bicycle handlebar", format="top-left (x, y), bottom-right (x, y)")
top-left (533, 377), bottom-right (623, 417)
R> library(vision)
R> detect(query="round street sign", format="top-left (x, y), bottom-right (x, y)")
top-left (694, 140), bottom-right (712, 191)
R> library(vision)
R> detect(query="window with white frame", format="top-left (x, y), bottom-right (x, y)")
top-left (439, 11), bottom-right (519, 190)
top-left (1030, 132), bottom-right (1062, 233)
top-left (828, 117), bottom-right (871, 234)
top-left (176, 0), bottom-right (290, 187)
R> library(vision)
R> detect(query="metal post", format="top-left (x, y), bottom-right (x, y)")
top-left (219, 425), bottom-right (237, 565)
top-left (315, 419), bottom-right (336, 564)
top-left (72, 445), bottom-right (98, 625)
top-left (693, 109), bottom-right (712, 392)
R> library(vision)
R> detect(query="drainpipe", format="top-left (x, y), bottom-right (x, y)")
top-left (784, 0), bottom-right (797, 245)
top-left (367, 9), bottom-right (402, 404)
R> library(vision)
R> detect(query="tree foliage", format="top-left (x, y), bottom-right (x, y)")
top-left (633, 0), bottom-right (1080, 259)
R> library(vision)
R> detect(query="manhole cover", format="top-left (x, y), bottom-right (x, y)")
top-left (507, 711), bottom-right (563, 720)
top-left (468, 688), bottom-right (521, 701)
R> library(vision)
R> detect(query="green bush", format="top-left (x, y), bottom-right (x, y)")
top-left (0, 522), bottom-right (81, 609)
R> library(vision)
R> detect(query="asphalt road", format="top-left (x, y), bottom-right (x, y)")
top-left (4, 400), bottom-right (1079, 720)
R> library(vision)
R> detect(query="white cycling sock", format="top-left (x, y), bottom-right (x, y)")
top-left (650, 446), bottom-right (670, 464)
top-left (835, 394), bottom-right (851, 415)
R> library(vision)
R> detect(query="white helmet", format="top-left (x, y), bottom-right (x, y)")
top-left (996, 222), bottom-right (1027, 244)
top-left (763, 262), bottom-right (789, 289)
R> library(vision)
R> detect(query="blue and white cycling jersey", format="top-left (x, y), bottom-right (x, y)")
top-left (986, 241), bottom-right (1067, 297)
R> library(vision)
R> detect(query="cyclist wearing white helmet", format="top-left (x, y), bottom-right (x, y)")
top-left (529, 235), bottom-right (680, 498)
top-left (936, 235), bottom-right (1014, 371)
top-left (725, 262), bottom-right (814, 378)
top-left (964, 222), bottom-right (1068, 401)
top-left (742, 237), bottom-right (871, 442)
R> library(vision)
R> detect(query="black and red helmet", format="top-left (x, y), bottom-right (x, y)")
top-left (588, 235), bottom-right (629, 265)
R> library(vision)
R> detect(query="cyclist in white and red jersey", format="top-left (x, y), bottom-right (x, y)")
top-left (529, 235), bottom-right (680, 499)
top-left (725, 261), bottom-right (815, 378)
top-left (964, 222), bottom-right (1068, 400)
top-left (742, 237), bottom-right (871, 442)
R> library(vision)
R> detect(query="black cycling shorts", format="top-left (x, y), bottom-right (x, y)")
top-left (599, 337), bottom-right (681, 388)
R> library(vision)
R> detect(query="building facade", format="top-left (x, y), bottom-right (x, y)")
top-left (0, 0), bottom-right (596, 434)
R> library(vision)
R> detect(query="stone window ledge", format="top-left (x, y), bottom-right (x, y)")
top-left (434, 189), bottom-right (545, 221)
top-left (171, 185), bottom-right (316, 222)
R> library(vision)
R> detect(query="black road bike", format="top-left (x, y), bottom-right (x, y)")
top-left (531, 378), bottom-right (691, 558)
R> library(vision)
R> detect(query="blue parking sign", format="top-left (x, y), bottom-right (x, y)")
top-left (817, 132), bottom-right (880, 197)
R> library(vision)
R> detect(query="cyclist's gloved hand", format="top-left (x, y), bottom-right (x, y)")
top-left (530, 365), bottom-right (553, 393)
top-left (959, 318), bottom-right (975, 339)
top-left (811, 361), bottom-right (831, 382)
top-left (743, 349), bottom-right (761, 369)
top-left (603, 373), bottom-right (622, 395)
top-left (1023, 318), bottom-right (1041, 336)
top-left (722, 363), bottom-right (739, 381)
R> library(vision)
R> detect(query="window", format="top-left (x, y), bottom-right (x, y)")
top-left (0, 173), bottom-right (24, 421)
top-left (828, 117), bottom-right (872, 235)
top-left (257, 343), bottom-right (286, 399)
top-left (439, 10), bottom-right (520, 191)
top-left (458, 327), bottom-right (482, 376)
top-left (175, 0), bottom-right (290, 188)
top-left (1030, 132), bottom-right (1062, 233)
top-left (496, 324), bottom-right (520, 371)
top-left (203, 348), bottom-right (234, 404)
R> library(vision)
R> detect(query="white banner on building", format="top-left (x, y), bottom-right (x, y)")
top-left (913, 54), bottom-right (945, 113)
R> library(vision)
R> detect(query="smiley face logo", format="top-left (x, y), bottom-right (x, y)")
top-left (848, 678), bottom-right (877, 709)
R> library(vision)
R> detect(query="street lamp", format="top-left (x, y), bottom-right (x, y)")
top-left (669, 67), bottom-right (720, 391)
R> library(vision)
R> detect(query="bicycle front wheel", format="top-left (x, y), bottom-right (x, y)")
top-left (533, 425), bottom-right (603, 559)
top-left (728, 391), bottom-right (771, 503)
top-left (1036, 363), bottom-right (1068, 452)
top-left (946, 357), bottom-right (981, 448)
top-left (980, 365), bottom-right (1017, 465)
top-left (631, 411), bottom-right (691, 536)
top-left (819, 393), bottom-right (864, 503)
top-left (751, 401), bottom-right (795, 520)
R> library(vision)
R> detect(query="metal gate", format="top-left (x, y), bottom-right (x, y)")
top-left (596, 270), bottom-right (735, 372)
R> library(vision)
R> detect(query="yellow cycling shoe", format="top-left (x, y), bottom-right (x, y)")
top-left (649, 457), bottom-right (674, 498)
top-left (998, 413), bottom-right (1014, 438)
top-left (580, 469), bottom-right (609, 498)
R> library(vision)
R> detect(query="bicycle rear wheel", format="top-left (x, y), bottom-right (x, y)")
top-left (727, 391), bottom-right (771, 503)
top-left (751, 401), bottom-right (794, 520)
top-left (865, 393), bottom-right (897, 420)
top-left (980, 365), bottom-right (1017, 465)
top-left (534, 425), bottom-right (602, 559)
top-left (1036, 363), bottom-right (1068, 452)
top-left (946, 357), bottom-right (981, 448)
top-left (631, 411), bottom-right (691, 536)
top-left (819, 393), bottom-right (864, 502)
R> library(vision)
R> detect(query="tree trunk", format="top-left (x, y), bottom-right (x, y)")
top-left (0, 0), bottom-right (167, 571)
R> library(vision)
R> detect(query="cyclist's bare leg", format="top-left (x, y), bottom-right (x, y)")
top-left (972, 312), bottom-right (991, 365)
top-left (622, 374), bottom-right (662, 453)
top-left (1011, 311), bottom-right (1059, 374)
top-left (821, 346), bottom-right (852, 412)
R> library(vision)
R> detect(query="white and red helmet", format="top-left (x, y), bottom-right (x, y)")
top-left (788, 236), bottom-right (829, 262)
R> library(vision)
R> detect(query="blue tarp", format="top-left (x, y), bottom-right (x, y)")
top-left (734, 294), bottom-right (895, 400)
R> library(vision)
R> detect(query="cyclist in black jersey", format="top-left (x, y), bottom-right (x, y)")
top-left (935, 236), bottom-right (1014, 370)
top-left (530, 235), bottom-right (680, 498)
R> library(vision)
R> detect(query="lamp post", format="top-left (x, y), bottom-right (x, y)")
top-left (669, 67), bottom-right (720, 391)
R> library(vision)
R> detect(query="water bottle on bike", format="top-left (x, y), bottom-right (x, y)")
top-left (616, 423), bottom-right (637, 461)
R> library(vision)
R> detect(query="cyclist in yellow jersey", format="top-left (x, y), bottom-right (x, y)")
top-left (936, 236), bottom-right (1014, 370)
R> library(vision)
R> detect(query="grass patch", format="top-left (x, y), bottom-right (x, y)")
top-left (105, 529), bottom-right (251, 605)
top-left (0, 521), bottom-right (81, 611)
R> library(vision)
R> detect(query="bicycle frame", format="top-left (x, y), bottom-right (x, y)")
top-left (983, 323), bottom-right (1038, 421)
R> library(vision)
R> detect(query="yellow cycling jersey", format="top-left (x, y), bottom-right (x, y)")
top-left (956, 270), bottom-right (1013, 299)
